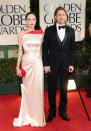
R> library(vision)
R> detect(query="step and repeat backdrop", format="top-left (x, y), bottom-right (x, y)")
top-left (0, 0), bottom-right (86, 58)
top-left (39, 0), bottom-right (86, 42)
top-left (0, 0), bottom-right (30, 58)
top-left (0, 0), bottom-right (30, 45)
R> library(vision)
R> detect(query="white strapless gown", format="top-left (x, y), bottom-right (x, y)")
top-left (13, 30), bottom-right (46, 127)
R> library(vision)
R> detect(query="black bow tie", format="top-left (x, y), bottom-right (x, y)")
top-left (58, 25), bottom-right (66, 30)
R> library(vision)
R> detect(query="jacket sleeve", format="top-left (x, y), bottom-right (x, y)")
top-left (70, 29), bottom-right (75, 66)
top-left (42, 28), bottom-right (49, 67)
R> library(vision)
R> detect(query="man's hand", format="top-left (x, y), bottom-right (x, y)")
top-left (69, 66), bottom-right (74, 73)
top-left (44, 66), bottom-right (51, 74)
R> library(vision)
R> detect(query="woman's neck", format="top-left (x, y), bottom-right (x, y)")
top-left (26, 27), bottom-right (35, 32)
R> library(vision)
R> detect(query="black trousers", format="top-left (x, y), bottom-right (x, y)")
top-left (47, 65), bottom-right (70, 115)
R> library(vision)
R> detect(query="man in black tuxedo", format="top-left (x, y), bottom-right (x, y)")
top-left (42, 7), bottom-right (75, 122)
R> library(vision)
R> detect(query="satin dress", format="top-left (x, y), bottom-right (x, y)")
top-left (13, 29), bottom-right (46, 127)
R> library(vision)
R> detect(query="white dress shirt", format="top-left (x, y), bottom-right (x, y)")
top-left (56, 23), bottom-right (65, 42)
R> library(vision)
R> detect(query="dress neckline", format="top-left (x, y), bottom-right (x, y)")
top-left (25, 29), bottom-right (43, 34)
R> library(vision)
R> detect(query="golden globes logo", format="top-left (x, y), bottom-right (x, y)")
top-left (0, 0), bottom-right (30, 45)
top-left (0, 4), bottom-right (27, 35)
top-left (44, 3), bottom-right (81, 32)
top-left (39, 0), bottom-right (86, 41)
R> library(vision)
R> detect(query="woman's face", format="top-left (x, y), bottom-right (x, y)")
top-left (26, 14), bottom-right (36, 29)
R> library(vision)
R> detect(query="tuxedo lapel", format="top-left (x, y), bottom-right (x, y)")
top-left (53, 25), bottom-right (61, 47)
top-left (62, 26), bottom-right (69, 47)
top-left (53, 24), bottom-right (69, 48)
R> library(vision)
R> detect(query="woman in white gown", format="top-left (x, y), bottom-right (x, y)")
top-left (13, 12), bottom-right (46, 127)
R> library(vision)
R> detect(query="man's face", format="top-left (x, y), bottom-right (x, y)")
top-left (55, 10), bottom-right (67, 25)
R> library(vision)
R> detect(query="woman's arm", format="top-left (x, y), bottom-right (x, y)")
top-left (16, 32), bottom-right (23, 76)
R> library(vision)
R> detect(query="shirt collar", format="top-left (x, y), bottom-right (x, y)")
top-left (56, 23), bottom-right (65, 30)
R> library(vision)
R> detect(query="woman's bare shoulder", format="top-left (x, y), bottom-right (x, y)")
top-left (18, 30), bottom-right (26, 37)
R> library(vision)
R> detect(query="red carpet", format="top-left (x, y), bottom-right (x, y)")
top-left (0, 90), bottom-right (91, 131)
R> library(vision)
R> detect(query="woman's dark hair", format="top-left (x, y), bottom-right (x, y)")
top-left (25, 12), bottom-right (35, 20)
top-left (25, 12), bottom-right (41, 30)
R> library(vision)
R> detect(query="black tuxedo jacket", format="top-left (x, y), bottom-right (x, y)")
top-left (42, 24), bottom-right (75, 72)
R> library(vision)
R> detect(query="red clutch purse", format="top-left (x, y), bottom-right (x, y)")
top-left (14, 67), bottom-right (26, 77)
